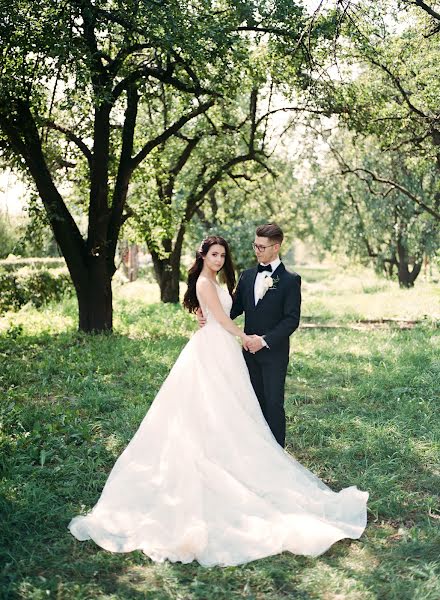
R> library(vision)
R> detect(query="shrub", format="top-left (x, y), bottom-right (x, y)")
top-left (0, 267), bottom-right (73, 313)
top-left (0, 273), bottom-right (23, 311)
top-left (0, 213), bottom-right (19, 259)
top-left (0, 257), bottom-right (66, 272)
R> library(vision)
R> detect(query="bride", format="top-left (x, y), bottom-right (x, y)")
top-left (68, 235), bottom-right (368, 567)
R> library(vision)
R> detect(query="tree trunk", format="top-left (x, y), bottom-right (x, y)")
top-left (159, 266), bottom-right (180, 303)
top-left (151, 252), bottom-right (180, 302)
top-left (150, 227), bottom-right (186, 303)
top-left (397, 260), bottom-right (422, 287)
top-left (75, 258), bottom-right (113, 332)
top-left (396, 236), bottom-right (422, 288)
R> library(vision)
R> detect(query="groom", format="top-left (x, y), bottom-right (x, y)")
top-left (199, 223), bottom-right (301, 448)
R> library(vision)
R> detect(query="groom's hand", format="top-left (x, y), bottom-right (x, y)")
top-left (241, 335), bottom-right (252, 352)
top-left (196, 307), bottom-right (206, 328)
top-left (247, 335), bottom-right (265, 354)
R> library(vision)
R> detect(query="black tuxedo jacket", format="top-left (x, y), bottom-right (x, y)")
top-left (230, 262), bottom-right (301, 355)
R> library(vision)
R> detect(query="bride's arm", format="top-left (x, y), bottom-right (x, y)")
top-left (196, 279), bottom-right (249, 344)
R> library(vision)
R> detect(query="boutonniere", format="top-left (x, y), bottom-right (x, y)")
top-left (257, 274), bottom-right (280, 300)
top-left (268, 275), bottom-right (280, 289)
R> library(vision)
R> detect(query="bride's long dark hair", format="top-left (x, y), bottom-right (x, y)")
top-left (183, 236), bottom-right (236, 313)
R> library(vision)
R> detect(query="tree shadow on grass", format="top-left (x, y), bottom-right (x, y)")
top-left (284, 327), bottom-right (439, 567)
top-left (0, 324), bottom-right (192, 598)
top-left (326, 526), bottom-right (440, 600)
top-left (1, 323), bottom-right (438, 598)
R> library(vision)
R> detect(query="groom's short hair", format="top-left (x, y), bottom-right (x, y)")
top-left (256, 223), bottom-right (284, 245)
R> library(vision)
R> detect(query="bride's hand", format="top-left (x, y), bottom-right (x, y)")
top-left (241, 334), bottom-right (252, 351)
top-left (196, 307), bottom-right (206, 328)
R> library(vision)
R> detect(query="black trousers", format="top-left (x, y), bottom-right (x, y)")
top-left (243, 349), bottom-right (289, 448)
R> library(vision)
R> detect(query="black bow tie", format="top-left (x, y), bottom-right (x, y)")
top-left (258, 264), bottom-right (272, 273)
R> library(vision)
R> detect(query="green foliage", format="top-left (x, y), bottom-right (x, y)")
top-left (316, 2), bottom-right (440, 214)
top-left (342, 14), bottom-right (440, 153)
top-left (0, 267), bottom-right (73, 313)
top-left (0, 271), bottom-right (439, 598)
top-left (0, 0), bottom-right (312, 197)
top-left (294, 128), bottom-right (439, 285)
top-left (185, 160), bottom-right (298, 273)
top-left (19, 201), bottom-right (61, 257)
top-left (0, 257), bottom-right (65, 272)
top-left (0, 0), bottom-right (325, 324)
top-left (0, 211), bottom-right (19, 258)
top-left (0, 207), bottom-right (60, 259)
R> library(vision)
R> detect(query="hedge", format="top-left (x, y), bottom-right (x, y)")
top-left (0, 267), bottom-right (74, 314)
top-left (0, 257), bottom-right (66, 272)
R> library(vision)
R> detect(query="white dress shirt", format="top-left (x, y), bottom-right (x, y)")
top-left (254, 257), bottom-right (281, 305)
top-left (253, 257), bottom-right (281, 349)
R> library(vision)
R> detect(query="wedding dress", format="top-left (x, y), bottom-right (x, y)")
top-left (68, 283), bottom-right (368, 566)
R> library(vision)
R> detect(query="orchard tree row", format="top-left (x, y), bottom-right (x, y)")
top-left (0, 0), bottom-right (439, 331)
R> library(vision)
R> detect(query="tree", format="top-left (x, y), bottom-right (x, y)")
top-left (297, 128), bottom-right (439, 286)
top-left (399, 0), bottom-right (440, 34)
top-left (315, 1), bottom-right (440, 221)
top-left (0, 0), bottom-right (313, 331)
top-left (186, 157), bottom-right (298, 273)
top-left (126, 84), bottom-right (283, 301)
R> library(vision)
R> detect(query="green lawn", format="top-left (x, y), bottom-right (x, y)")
top-left (0, 266), bottom-right (439, 599)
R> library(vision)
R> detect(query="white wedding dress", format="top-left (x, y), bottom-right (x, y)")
top-left (68, 284), bottom-right (368, 566)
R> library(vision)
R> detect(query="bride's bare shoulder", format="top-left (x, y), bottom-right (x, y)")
top-left (196, 277), bottom-right (217, 297)
top-left (197, 276), bottom-right (212, 290)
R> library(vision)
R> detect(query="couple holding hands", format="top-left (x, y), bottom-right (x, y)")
top-left (69, 223), bottom-right (368, 567)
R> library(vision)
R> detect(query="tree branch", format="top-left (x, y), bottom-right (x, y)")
top-left (248, 88), bottom-right (258, 153)
top-left (77, 0), bottom-right (108, 86)
top-left (165, 136), bottom-right (202, 197)
top-left (0, 100), bottom-right (87, 285)
top-left (255, 105), bottom-right (332, 129)
top-left (108, 43), bottom-right (154, 74)
top-left (130, 100), bottom-right (215, 170)
top-left (187, 151), bottom-right (267, 219)
top-left (365, 56), bottom-right (429, 120)
top-left (43, 120), bottom-right (93, 169)
top-left (253, 157), bottom-right (277, 178)
top-left (236, 26), bottom-right (297, 36)
top-left (383, 130), bottom-right (432, 153)
top-left (315, 125), bottom-right (440, 221)
top-left (107, 84), bottom-right (139, 266)
top-left (153, 136), bottom-right (203, 203)
top-left (169, 48), bottom-right (203, 94)
top-left (342, 166), bottom-right (440, 220)
top-left (407, 0), bottom-right (440, 22)
top-left (112, 64), bottom-right (221, 102)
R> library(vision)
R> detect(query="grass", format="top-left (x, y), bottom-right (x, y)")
top-left (299, 265), bottom-right (439, 324)
top-left (0, 266), bottom-right (439, 599)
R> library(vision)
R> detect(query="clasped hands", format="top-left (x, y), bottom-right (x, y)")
top-left (195, 308), bottom-right (264, 354)
top-left (242, 334), bottom-right (265, 354)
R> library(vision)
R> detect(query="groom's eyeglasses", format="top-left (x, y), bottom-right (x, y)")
top-left (252, 243), bottom-right (276, 252)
